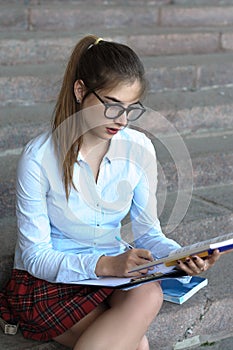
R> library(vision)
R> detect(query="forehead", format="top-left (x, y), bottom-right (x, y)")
top-left (101, 80), bottom-right (143, 103)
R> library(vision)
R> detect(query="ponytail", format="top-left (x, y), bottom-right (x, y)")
top-left (52, 35), bottom-right (98, 199)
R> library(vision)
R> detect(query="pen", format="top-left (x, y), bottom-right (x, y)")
top-left (115, 236), bottom-right (134, 250)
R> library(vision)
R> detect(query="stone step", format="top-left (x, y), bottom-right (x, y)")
top-left (2, 44), bottom-right (233, 93)
top-left (1, 27), bottom-right (233, 64)
top-left (174, 0), bottom-right (233, 4)
top-left (0, 63), bottom-right (62, 105)
top-left (2, 2), bottom-right (233, 32)
top-left (1, 52), bottom-right (233, 106)
top-left (0, 103), bottom-right (53, 151)
top-left (0, 330), bottom-right (66, 350)
top-left (2, 0), bottom-right (233, 5)
top-left (144, 90), bottom-right (233, 136)
top-left (154, 132), bottom-right (233, 191)
top-left (1, 86), bottom-right (233, 152)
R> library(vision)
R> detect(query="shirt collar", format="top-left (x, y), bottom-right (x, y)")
top-left (77, 129), bottom-right (125, 164)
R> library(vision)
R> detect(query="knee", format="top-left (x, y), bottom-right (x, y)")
top-left (143, 282), bottom-right (163, 311)
top-left (134, 282), bottom-right (163, 322)
top-left (110, 282), bottom-right (163, 322)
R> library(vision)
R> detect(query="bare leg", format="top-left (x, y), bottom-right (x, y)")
top-left (74, 282), bottom-right (162, 350)
top-left (54, 306), bottom-right (150, 350)
top-left (54, 282), bottom-right (162, 350)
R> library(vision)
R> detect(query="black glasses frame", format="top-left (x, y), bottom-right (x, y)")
top-left (91, 90), bottom-right (146, 122)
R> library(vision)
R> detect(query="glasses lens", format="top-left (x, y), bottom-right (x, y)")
top-left (105, 103), bottom-right (145, 121)
top-left (127, 108), bottom-right (144, 121)
top-left (105, 105), bottom-right (124, 119)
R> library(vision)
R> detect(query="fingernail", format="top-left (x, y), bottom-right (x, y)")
top-left (177, 260), bottom-right (181, 264)
top-left (193, 256), bottom-right (197, 260)
top-left (186, 258), bottom-right (190, 262)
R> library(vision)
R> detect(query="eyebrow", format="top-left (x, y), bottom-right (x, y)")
top-left (104, 95), bottom-right (140, 105)
top-left (104, 95), bottom-right (122, 103)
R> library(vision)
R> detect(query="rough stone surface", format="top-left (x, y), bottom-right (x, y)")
top-left (222, 31), bottom-right (233, 51)
top-left (174, 0), bottom-right (233, 3)
top-left (0, 7), bottom-right (28, 31)
top-left (135, 104), bottom-right (233, 136)
top-left (197, 60), bottom-right (233, 89)
top-left (29, 6), bottom-right (159, 31)
top-left (128, 32), bottom-right (220, 56)
top-left (161, 7), bottom-right (233, 27)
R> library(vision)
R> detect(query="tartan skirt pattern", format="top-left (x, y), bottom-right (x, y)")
top-left (0, 269), bottom-right (114, 341)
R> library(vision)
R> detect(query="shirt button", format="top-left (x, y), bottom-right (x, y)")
top-left (96, 203), bottom-right (100, 207)
top-left (97, 224), bottom-right (100, 227)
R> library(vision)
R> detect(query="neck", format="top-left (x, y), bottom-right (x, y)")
top-left (81, 134), bottom-right (110, 159)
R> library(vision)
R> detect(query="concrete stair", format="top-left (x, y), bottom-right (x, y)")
top-left (0, 0), bottom-right (233, 349)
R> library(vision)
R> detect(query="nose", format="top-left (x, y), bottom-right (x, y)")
top-left (114, 111), bottom-right (128, 126)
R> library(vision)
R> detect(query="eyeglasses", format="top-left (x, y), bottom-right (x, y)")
top-left (91, 90), bottom-right (146, 122)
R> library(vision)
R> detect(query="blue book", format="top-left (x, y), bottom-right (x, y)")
top-left (161, 276), bottom-right (208, 304)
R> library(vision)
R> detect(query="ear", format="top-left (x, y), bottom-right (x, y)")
top-left (74, 80), bottom-right (86, 103)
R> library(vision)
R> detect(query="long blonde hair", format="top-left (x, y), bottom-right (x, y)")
top-left (52, 35), bottom-right (146, 199)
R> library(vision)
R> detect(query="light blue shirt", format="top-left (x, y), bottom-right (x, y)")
top-left (14, 127), bottom-right (181, 283)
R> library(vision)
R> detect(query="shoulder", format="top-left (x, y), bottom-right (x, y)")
top-left (16, 132), bottom-right (52, 186)
top-left (21, 131), bottom-right (54, 162)
top-left (17, 131), bottom-right (56, 177)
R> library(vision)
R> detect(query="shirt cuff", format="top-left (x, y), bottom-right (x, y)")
top-left (84, 253), bottom-right (105, 279)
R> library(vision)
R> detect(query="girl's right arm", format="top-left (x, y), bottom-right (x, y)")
top-left (15, 146), bottom-right (105, 283)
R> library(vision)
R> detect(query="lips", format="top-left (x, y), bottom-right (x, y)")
top-left (106, 127), bottom-right (120, 135)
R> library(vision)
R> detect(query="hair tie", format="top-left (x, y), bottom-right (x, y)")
top-left (94, 37), bottom-right (103, 45)
top-left (87, 37), bottom-right (104, 50)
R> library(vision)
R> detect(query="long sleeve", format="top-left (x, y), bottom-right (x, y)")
top-left (14, 136), bottom-right (103, 283)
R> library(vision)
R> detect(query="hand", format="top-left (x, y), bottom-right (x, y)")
top-left (176, 249), bottom-right (220, 276)
top-left (95, 249), bottom-right (154, 278)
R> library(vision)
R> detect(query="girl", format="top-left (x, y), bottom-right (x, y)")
top-left (1, 35), bottom-right (219, 350)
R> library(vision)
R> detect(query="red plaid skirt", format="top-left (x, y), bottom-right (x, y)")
top-left (0, 269), bottom-right (114, 341)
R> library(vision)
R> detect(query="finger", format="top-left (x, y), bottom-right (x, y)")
top-left (126, 270), bottom-right (145, 277)
top-left (134, 249), bottom-right (154, 261)
top-left (126, 268), bottom-right (150, 277)
top-left (191, 256), bottom-right (207, 271)
top-left (135, 256), bottom-right (154, 267)
top-left (176, 259), bottom-right (194, 275)
top-left (207, 249), bottom-right (220, 265)
top-left (177, 259), bottom-right (203, 275)
top-left (185, 257), bottom-right (205, 274)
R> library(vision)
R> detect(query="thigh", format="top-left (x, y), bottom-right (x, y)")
top-left (108, 281), bottom-right (163, 328)
top-left (109, 281), bottom-right (163, 310)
